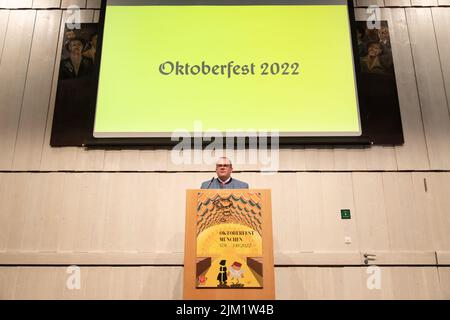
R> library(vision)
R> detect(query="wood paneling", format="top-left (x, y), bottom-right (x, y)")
top-left (61, 0), bottom-right (86, 9)
top-left (0, 266), bottom-right (183, 299)
top-left (411, 0), bottom-right (438, 6)
top-left (432, 8), bottom-right (450, 116)
top-left (296, 173), bottom-right (359, 252)
top-left (385, 0), bottom-right (412, 6)
top-left (0, 10), bottom-right (9, 63)
top-left (352, 173), bottom-right (390, 251)
top-left (412, 172), bottom-right (450, 251)
top-left (0, 171), bottom-right (446, 260)
top-left (3, 0), bottom-right (33, 8)
top-left (382, 172), bottom-right (434, 251)
top-left (0, 266), bottom-right (447, 299)
top-left (357, 0), bottom-right (385, 7)
top-left (12, 10), bottom-right (61, 170)
top-left (276, 266), bottom-right (444, 299)
top-left (32, 0), bottom-right (61, 8)
top-left (438, 267), bottom-right (450, 299)
top-left (0, 10), bottom-right (36, 170)
top-left (406, 8), bottom-right (450, 169)
top-left (385, 8), bottom-right (430, 169)
top-left (86, 0), bottom-right (100, 9)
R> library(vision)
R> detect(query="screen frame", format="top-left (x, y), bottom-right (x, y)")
top-left (84, 0), bottom-right (387, 146)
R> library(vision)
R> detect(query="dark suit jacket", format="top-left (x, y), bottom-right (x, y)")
top-left (59, 56), bottom-right (94, 80)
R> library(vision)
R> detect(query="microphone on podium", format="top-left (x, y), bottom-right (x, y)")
top-left (206, 177), bottom-right (214, 189)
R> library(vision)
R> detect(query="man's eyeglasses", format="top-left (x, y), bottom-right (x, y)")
top-left (216, 164), bottom-right (231, 168)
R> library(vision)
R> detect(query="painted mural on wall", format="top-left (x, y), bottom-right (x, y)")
top-left (355, 20), bottom-right (403, 144)
top-left (51, 23), bottom-right (99, 146)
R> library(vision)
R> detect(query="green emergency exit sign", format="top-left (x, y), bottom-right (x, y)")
top-left (341, 209), bottom-right (351, 219)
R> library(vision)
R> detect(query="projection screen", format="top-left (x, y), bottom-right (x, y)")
top-left (93, 0), bottom-right (361, 138)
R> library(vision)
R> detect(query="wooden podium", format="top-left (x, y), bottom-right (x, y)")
top-left (183, 189), bottom-right (275, 300)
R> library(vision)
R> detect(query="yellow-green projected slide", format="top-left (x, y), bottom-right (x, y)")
top-left (94, 1), bottom-right (361, 137)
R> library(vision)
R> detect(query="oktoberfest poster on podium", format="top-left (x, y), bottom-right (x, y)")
top-left (184, 189), bottom-right (274, 299)
top-left (195, 191), bottom-right (263, 289)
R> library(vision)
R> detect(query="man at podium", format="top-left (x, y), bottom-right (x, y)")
top-left (200, 157), bottom-right (249, 189)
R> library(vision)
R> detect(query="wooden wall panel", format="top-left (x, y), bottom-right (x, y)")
top-left (18, 174), bottom-right (62, 252)
top-left (352, 173), bottom-right (390, 251)
top-left (56, 173), bottom-right (84, 252)
top-left (411, 0), bottom-right (438, 6)
top-left (0, 266), bottom-right (447, 299)
top-left (390, 267), bottom-right (442, 300)
top-left (357, 0), bottom-right (385, 7)
top-left (278, 148), bottom-right (307, 171)
top-left (382, 172), bottom-right (434, 251)
top-left (384, 8), bottom-right (430, 169)
top-left (12, 10), bottom-right (61, 170)
top-left (296, 173), bottom-right (359, 252)
top-left (304, 147), bottom-right (335, 171)
top-left (438, 267), bottom-right (450, 299)
top-left (0, 10), bottom-right (36, 170)
top-left (276, 266), bottom-right (445, 299)
top-left (0, 268), bottom-right (18, 299)
top-left (86, 0), bottom-right (100, 9)
top-left (406, 8), bottom-right (450, 169)
top-left (365, 147), bottom-right (398, 170)
top-left (0, 173), bottom-right (6, 250)
top-left (412, 172), bottom-right (450, 251)
top-left (390, 267), bottom-right (442, 299)
top-left (385, 0), bottom-right (412, 6)
top-left (0, 10), bottom-right (9, 62)
top-left (103, 150), bottom-right (139, 172)
top-left (108, 267), bottom-right (142, 300)
top-left (102, 174), bottom-right (141, 252)
top-left (432, 8), bottom-right (450, 116)
top-left (103, 148), bottom-right (171, 172)
top-left (152, 173), bottom-right (200, 252)
top-left (15, 267), bottom-right (59, 299)
top-left (0, 174), bottom-right (35, 252)
top-left (333, 146), bottom-right (367, 171)
top-left (79, 174), bottom-right (110, 252)
top-left (267, 174), bottom-right (301, 254)
top-left (0, 267), bottom-right (150, 299)
top-left (93, 8), bottom-right (100, 21)
top-left (61, 0), bottom-right (86, 9)
top-left (0, 172), bottom-right (447, 261)
top-left (3, 0), bottom-right (33, 8)
top-left (135, 174), bottom-right (160, 253)
top-left (32, 0), bottom-right (61, 8)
